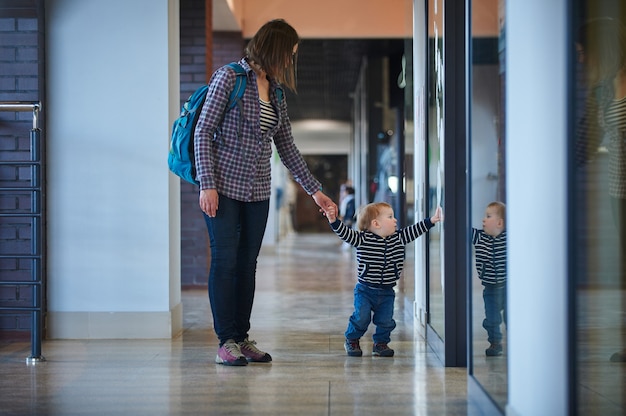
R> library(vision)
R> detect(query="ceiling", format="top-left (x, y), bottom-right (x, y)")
top-left (1, 1), bottom-right (407, 128)
top-left (283, 39), bottom-right (406, 123)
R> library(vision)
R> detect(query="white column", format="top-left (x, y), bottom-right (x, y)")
top-left (506, 0), bottom-right (569, 414)
top-left (45, 0), bottom-right (182, 339)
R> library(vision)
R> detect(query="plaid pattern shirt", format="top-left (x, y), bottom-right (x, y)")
top-left (194, 58), bottom-right (321, 201)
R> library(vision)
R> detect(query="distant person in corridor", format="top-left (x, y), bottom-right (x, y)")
top-left (339, 185), bottom-right (356, 229)
top-left (194, 19), bottom-right (337, 366)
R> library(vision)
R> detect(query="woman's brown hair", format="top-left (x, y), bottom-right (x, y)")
top-left (245, 19), bottom-right (300, 92)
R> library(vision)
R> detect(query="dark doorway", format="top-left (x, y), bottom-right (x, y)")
top-left (293, 155), bottom-right (347, 233)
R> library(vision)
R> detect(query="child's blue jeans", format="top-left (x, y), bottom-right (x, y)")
top-left (482, 283), bottom-right (507, 344)
top-left (345, 282), bottom-right (397, 344)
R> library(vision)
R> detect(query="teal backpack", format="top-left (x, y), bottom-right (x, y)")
top-left (168, 62), bottom-right (247, 185)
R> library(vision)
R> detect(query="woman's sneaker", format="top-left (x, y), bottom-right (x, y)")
top-left (372, 343), bottom-right (395, 357)
top-left (344, 339), bottom-right (363, 357)
top-left (238, 338), bottom-right (272, 362)
top-left (215, 339), bottom-right (248, 366)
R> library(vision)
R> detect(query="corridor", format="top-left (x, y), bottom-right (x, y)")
top-left (0, 233), bottom-right (478, 415)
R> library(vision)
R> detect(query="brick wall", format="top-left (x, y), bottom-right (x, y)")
top-left (180, 0), bottom-right (243, 287)
top-left (0, 1), bottom-right (45, 336)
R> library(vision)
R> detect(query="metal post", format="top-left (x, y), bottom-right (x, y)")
top-left (0, 101), bottom-right (45, 364)
top-left (27, 119), bottom-right (44, 364)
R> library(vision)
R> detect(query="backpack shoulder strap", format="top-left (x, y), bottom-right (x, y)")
top-left (275, 87), bottom-right (284, 104)
top-left (225, 62), bottom-right (246, 111)
top-left (222, 62), bottom-right (247, 138)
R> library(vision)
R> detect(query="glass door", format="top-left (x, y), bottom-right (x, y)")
top-left (427, 0), bottom-right (446, 345)
top-left (571, 1), bottom-right (626, 413)
top-left (468, 0), bottom-right (507, 411)
top-left (424, 0), bottom-right (469, 367)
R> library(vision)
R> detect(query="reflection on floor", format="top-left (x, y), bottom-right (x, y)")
top-left (471, 269), bottom-right (508, 411)
top-left (575, 153), bottom-right (625, 415)
top-left (0, 233), bottom-right (481, 415)
top-left (576, 289), bottom-right (625, 415)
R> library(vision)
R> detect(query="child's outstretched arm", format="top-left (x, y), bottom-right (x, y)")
top-left (430, 206), bottom-right (443, 224)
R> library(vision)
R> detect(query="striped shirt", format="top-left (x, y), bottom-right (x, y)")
top-left (576, 94), bottom-right (626, 199)
top-left (194, 58), bottom-right (322, 202)
top-left (259, 99), bottom-right (277, 134)
top-left (330, 218), bottom-right (435, 287)
top-left (471, 228), bottom-right (507, 286)
top-left (603, 97), bottom-right (626, 198)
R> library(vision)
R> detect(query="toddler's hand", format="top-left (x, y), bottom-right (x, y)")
top-left (325, 206), bottom-right (337, 223)
top-left (431, 206), bottom-right (443, 224)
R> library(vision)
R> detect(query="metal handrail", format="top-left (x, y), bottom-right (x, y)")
top-left (0, 101), bottom-right (45, 364)
top-left (0, 102), bottom-right (41, 129)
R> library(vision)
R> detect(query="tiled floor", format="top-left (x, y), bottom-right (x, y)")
top-left (0, 233), bottom-right (483, 416)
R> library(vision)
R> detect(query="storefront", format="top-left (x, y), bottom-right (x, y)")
top-left (412, 0), bottom-right (625, 414)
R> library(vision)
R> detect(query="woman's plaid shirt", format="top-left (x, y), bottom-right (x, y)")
top-left (194, 59), bottom-right (321, 201)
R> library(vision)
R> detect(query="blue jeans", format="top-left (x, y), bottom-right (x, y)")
top-left (203, 195), bottom-right (269, 345)
top-left (482, 284), bottom-right (507, 344)
top-left (345, 283), bottom-right (397, 344)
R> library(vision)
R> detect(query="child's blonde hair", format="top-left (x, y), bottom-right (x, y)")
top-left (356, 202), bottom-right (392, 231)
top-left (488, 201), bottom-right (506, 223)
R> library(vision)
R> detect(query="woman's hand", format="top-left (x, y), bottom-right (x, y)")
top-left (199, 189), bottom-right (219, 217)
top-left (311, 191), bottom-right (338, 219)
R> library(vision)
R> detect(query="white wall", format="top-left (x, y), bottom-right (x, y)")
top-left (291, 120), bottom-right (351, 155)
top-left (45, 0), bottom-right (182, 338)
top-left (506, 0), bottom-right (569, 414)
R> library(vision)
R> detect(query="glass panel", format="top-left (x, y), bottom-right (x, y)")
top-left (469, 0), bottom-right (507, 410)
top-left (572, 1), bottom-right (626, 414)
top-left (404, 42), bottom-right (415, 226)
top-left (404, 40), bottom-right (416, 309)
top-left (427, 0), bottom-right (445, 338)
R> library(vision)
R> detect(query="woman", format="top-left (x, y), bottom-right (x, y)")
top-left (194, 19), bottom-right (337, 366)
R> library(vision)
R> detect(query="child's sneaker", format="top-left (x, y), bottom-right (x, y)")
top-left (239, 338), bottom-right (272, 362)
top-left (610, 349), bottom-right (626, 362)
top-left (485, 343), bottom-right (503, 357)
top-left (215, 339), bottom-right (248, 366)
top-left (372, 343), bottom-right (395, 357)
top-left (344, 339), bottom-right (363, 356)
